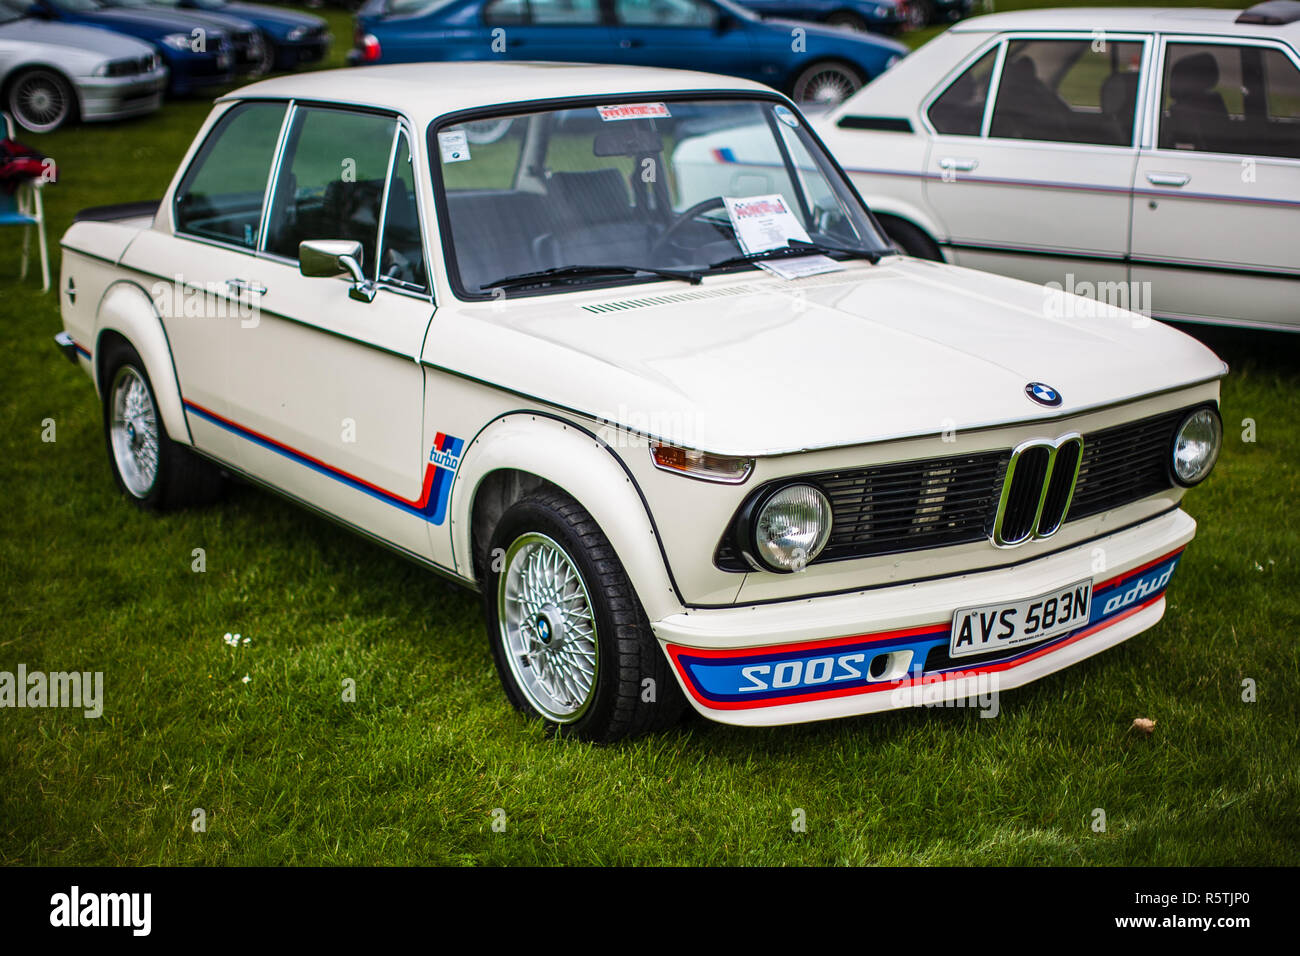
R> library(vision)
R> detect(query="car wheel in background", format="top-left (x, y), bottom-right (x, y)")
top-left (101, 341), bottom-right (224, 511)
top-left (463, 118), bottom-right (513, 145)
top-left (482, 490), bottom-right (686, 743)
top-left (877, 215), bottom-right (943, 260)
top-left (7, 68), bottom-right (75, 134)
top-left (790, 61), bottom-right (865, 108)
top-left (825, 10), bottom-right (869, 31)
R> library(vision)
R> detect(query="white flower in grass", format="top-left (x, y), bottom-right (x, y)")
top-left (241, 675), bottom-right (251, 684)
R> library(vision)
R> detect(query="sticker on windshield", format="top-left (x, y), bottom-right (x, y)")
top-left (724, 194), bottom-right (812, 255)
top-left (774, 105), bottom-right (800, 128)
top-left (597, 103), bottom-right (671, 122)
top-left (437, 129), bottom-right (471, 163)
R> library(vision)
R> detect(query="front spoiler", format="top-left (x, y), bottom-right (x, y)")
top-left (655, 508), bottom-right (1195, 726)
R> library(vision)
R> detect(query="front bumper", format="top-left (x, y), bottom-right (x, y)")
top-left (77, 69), bottom-right (167, 123)
top-left (655, 507), bottom-right (1195, 726)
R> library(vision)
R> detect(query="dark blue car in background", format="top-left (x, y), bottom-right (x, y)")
top-left (137, 0), bottom-right (330, 72)
top-left (11, 0), bottom-right (255, 93)
top-left (735, 0), bottom-right (978, 34)
top-left (349, 0), bottom-right (908, 107)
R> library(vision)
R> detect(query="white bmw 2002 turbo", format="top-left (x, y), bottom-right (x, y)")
top-left (811, 2), bottom-right (1300, 332)
top-left (56, 62), bottom-right (1226, 741)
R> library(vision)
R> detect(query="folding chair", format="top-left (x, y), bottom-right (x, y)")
top-left (1, 111), bottom-right (50, 292)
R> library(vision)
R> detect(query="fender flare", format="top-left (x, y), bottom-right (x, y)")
top-left (448, 412), bottom-right (684, 623)
top-left (94, 279), bottom-right (191, 446)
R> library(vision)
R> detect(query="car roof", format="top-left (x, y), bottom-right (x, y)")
top-left (953, 6), bottom-right (1300, 39)
top-left (219, 62), bottom-right (778, 126)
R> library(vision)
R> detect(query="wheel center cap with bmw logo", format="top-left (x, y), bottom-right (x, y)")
top-left (1026, 382), bottom-right (1062, 407)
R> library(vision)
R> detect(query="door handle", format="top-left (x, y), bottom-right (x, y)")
top-left (226, 278), bottom-right (267, 296)
top-left (619, 38), bottom-right (643, 49)
top-left (1146, 172), bottom-right (1190, 187)
top-left (939, 157), bottom-right (978, 172)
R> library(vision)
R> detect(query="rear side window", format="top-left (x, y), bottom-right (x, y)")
top-left (174, 102), bottom-right (286, 248)
top-left (989, 38), bottom-right (1144, 146)
top-left (264, 107), bottom-right (398, 270)
top-left (928, 47), bottom-right (997, 135)
top-left (1159, 43), bottom-right (1300, 159)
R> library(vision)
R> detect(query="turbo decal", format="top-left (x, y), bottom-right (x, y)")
top-left (667, 549), bottom-right (1184, 710)
top-left (183, 399), bottom-right (464, 526)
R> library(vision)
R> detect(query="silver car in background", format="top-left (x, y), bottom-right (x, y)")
top-left (1, 1), bottom-right (166, 132)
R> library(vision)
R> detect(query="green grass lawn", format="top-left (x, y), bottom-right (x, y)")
top-left (1, 3), bottom-right (1297, 867)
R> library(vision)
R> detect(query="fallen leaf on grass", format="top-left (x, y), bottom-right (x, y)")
top-left (1131, 717), bottom-right (1157, 735)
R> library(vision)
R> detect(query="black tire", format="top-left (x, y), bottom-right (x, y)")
top-left (7, 68), bottom-right (76, 134)
top-left (877, 215), bottom-right (943, 260)
top-left (100, 341), bottom-right (224, 511)
top-left (790, 60), bottom-right (865, 108)
top-left (254, 31), bottom-right (277, 75)
top-left (825, 10), bottom-right (868, 31)
top-left (482, 489), bottom-right (686, 743)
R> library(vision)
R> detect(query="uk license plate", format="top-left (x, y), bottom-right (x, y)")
top-left (950, 578), bottom-right (1092, 659)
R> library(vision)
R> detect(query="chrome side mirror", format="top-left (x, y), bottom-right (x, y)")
top-left (299, 239), bottom-right (376, 303)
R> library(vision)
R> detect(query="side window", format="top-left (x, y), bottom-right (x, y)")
top-left (990, 38), bottom-right (1144, 146)
top-left (928, 47), bottom-right (997, 136)
top-left (614, 0), bottom-right (717, 28)
top-left (378, 133), bottom-right (428, 292)
top-left (174, 102), bottom-right (285, 248)
top-left (1159, 43), bottom-right (1300, 159)
top-left (530, 0), bottom-right (601, 24)
top-left (264, 107), bottom-right (397, 271)
top-left (483, 0), bottom-right (526, 24)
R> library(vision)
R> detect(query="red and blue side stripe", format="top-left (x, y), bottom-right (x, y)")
top-left (183, 399), bottom-right (462, 526)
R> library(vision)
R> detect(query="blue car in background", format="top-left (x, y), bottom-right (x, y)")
top-left (14, 0), bottom-right (257, 93)
top-left (735, 0), bottom-right (977, 34)
top-left (137, 0), bottom-right (330, 73)
top-left (349, 0), bottom-right (908, 107)
top-left (735, 0), bottom-right (906, 36)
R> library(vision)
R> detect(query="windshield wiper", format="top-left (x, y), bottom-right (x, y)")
top-left (709, 239), bottom-right (888, 271)
top-left (480, 263), bottom-right (701, 292)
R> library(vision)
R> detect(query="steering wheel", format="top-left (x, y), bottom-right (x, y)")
top-left (649, 196), bottom-right (729, 261)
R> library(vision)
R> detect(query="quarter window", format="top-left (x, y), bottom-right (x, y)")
top-left (1159, 43), bottom-right (1300, 159)
top-left (989, 38), bottom-right (1144, 146)
top-left (928, 47), bottom-right (997, 136)
top-left (378, 133), bottom-right (428, 292)
top-left (174, 102), bottom-right (286, 248)
top-left (264, 107), bottom-right (398, 271)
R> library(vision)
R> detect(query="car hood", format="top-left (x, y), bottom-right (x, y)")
top-left (762, 16), bottom-right (909, 54)
top-left (214, 2), bottom-right (324, 31)
top-left (445, 258), bottom-right (1226, 456)
top-left (0, 18), bottom-right (156, 56)
top-left (82, 7), bottom-right (233, 36)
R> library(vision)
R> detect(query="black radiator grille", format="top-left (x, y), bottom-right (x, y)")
top-left (714, 405), bottom-right (1197, 572)
top-left (1066, 409), bottom-right (1186, 521)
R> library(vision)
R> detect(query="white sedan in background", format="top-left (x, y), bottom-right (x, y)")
top-left (57, 63), bottom-right (1225, 741)
top-left (811, 2), bottom-right (1300, 332)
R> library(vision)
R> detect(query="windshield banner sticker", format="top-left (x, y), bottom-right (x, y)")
top-left (597, 103), bottom-right (671, 121)
top-left (437, 129), bottom-right (471, 163)
top-left (724, 194), bottom-right (812, 254)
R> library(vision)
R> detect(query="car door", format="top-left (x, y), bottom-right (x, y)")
top-left (224, 106), bottom-right (438, 561)
top-left (921, 33), bottom-right (1149, 295)
top-left (482, 0), bottom-right (613, 62)
top-left (121, 100), bottom-right (287, 467)
top-left (609, 0), bottom-right (756, 79)
top-left (1131, 36), bottom-right (1300, 330)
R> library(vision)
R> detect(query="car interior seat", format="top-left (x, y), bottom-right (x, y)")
top-left (1163, 51), bottom-right (1230, 152)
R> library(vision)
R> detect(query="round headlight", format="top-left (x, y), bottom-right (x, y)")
top-left (751, 484), bottom-right (832, 572)
top-left (1172, 407), bottom-right (1221, 486)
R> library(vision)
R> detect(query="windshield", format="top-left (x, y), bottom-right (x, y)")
top-left (432, 97), bottom-right (891, 297)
